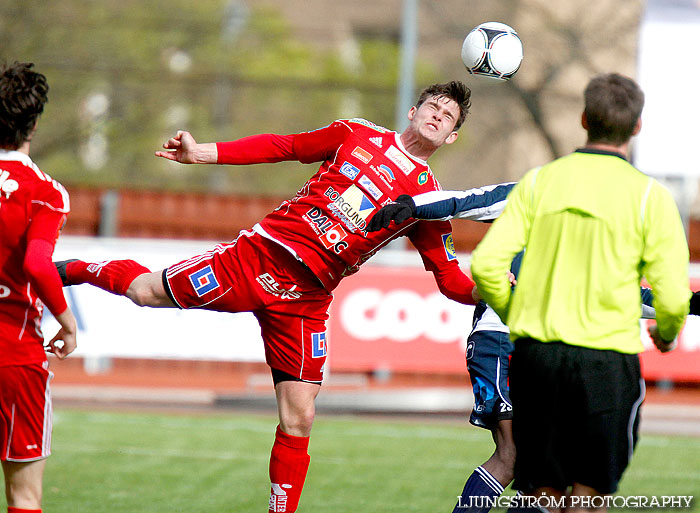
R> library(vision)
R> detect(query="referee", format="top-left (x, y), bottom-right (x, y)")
top-left (470, 73), bottom-right (690, 511)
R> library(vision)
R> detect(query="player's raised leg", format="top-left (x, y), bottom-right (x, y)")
top-left (55, 259), bottom-right (174, 307)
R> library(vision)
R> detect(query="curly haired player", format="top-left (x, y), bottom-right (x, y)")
top-left (0, 62), bottom-right (77, 513)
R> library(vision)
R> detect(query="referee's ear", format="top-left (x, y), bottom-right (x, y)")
top-left (581, 112), bottom-right (589, 131)
top-left (632, 117), bottom-right (642, 137)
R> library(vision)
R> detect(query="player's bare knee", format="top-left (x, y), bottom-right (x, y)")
top-left (279, 407), bottom-right (315, 437)
top-left (5, 482), bottom-right (42, 509)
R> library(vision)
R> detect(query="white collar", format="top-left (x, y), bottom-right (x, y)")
top-left (393, 133), bottom-right (428, 166)
top-left (0, 149), bottom-right (35, 168)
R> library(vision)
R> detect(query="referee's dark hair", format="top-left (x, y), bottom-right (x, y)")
top-left (583, 73), bottom-right (644, 146)
top-left (0, 62), bottom-right (49, 150)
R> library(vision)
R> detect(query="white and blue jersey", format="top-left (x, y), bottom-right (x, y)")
top-left (412, 183), bottom-right (659, 336)
top-left (413, 182), bottom-right (515, 222)
top-left (411, 184), bottom-right (659, 428)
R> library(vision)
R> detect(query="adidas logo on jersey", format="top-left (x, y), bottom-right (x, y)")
top-left (369, 137), bottom-right (383, 148)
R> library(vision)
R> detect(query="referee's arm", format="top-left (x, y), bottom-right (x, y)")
top-left (471, 177), bottom-right (532, 321)
top-left (641, 182), bottom-right (691, 343)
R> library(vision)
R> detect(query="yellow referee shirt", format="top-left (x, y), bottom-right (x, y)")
top-left (471, 149), bottom-right (690, 354)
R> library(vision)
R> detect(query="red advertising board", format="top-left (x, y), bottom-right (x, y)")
top-left (328, 268), bottom-right (700, 382)
top-left (639, 277), bottom-right (700, 382)
top-left (328, 266), bottom-right (474, 374)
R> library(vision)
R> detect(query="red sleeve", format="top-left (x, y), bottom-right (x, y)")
top-left (26, 177), bottom-right (69, 244)
top-left (408, 220), bottom-right (476, 305)
top-left (216, 121), bottom-right (351, 165)
top-left (27, 208), bottom-right (66, 244)
top-left (24, 238), bottom-right (68, 316)
top-left (216, 134), bottom-right (296, 164)
top-left (431, 265), bottom-right (476, 306)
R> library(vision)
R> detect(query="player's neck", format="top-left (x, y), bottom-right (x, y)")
top-left (16, 141), bottom-right (30, 155)
top-left (399, 131), bottom-right (437, 161)
top-left (584, 141), bottom-right (629, 159)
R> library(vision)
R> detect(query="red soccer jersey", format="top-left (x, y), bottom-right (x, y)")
top-left (0, 150), bottom-right (69, 366)
top-left (216, 118), bottom-right (474, 303)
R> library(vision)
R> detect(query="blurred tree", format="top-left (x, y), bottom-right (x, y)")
top-left (0, 0), bottom-right (437, 195)
top-left (1, 0), bottom-right (643, 195)
top-left (420, 0), bottom-right (642, 188)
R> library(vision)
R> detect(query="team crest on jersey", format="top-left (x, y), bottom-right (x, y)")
top-left (369, 137), bottom-right (383, 148)
top-left (385, 146), bottom-right (416, 176)
top-left (325, 185), bottom-right (374, 232)
top-left (417, 171), bottom-right (429, 185)
top-left (189, 265), bottom-right (220, 297)
top-left (339, 161), bottom-right (360, 180)
top-left (351, 146), bottom-right (373, 164)
top-left (441, 233), bottom-right (457, 261)
top-left (358, 175), bottom-right (383, 201)
top-left (312, 332), bottom-right (327, 358)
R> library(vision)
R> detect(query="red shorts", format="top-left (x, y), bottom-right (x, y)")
top-left (163, 231), bottom-right (333, 383)
top-left (0, 361), bottom-right (53, 462)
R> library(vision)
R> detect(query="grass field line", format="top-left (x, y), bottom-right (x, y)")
top-left (54, 410), bottom-right (700, 444)
top-left (52, 441), bottom-right (700, 480)
top-left (639, 435), bottom-right (700, 448)
top-left (53, 411), bottom-right (486, 441)
top-left (53, 443), bottom-right (474, 470)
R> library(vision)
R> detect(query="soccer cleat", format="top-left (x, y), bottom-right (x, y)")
top-left (54, 259), bottom-right (78, 286)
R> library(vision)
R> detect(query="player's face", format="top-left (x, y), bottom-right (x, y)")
top-left (408, 95), bottom-right (460, 147)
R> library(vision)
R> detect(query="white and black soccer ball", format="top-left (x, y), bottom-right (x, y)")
top-left (461, 22), bottom-right (523, 81)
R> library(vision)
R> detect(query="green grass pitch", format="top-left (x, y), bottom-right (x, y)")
top-left (30, 408), bottom-right (700, 512)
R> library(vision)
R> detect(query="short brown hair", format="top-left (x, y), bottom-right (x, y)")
top-left (584, 73), bottom-right (644, 145)
top-left (415, 81), bottom-right (471, 130)
top-left (0, 62), bottom-right (49, 150)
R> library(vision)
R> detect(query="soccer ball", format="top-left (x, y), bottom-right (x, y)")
top-left (461, 22), bottom-right (523, 81)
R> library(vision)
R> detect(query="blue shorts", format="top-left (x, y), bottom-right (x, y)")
top-left (466, 329), bottom-right (514, 430)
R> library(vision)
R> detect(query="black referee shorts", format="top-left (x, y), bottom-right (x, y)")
top-left (510, 339), bottom-right (645, 495)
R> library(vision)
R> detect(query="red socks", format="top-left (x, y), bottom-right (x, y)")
top-left (8, 508), bottom-right (42, 513)
top-left (268, 425), bottom-right (311, 513)
top-left (64, 259), bottom-right (150, 296)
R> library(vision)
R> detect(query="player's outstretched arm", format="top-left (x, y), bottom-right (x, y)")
top-left (367, 183), bottom-right (517, 232)
top-left (155, 130), bottom-right (218, 164)
top-left (366, 195), bottom-right (416, 232)
top-left (413, 183), bottom-right (516, 221)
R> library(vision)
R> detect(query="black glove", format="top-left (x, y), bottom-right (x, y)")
top-left (690, 291), bottom-right (700, 316)
top-left (366, 194), bottom-right (417, 232)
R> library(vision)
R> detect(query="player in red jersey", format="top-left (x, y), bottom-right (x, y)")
top-left (57, 81), bottom-right (475, 512)
top-left (0, 62), bottom-right (77, 513)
